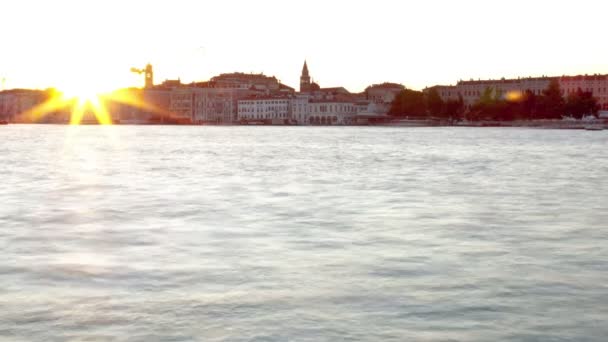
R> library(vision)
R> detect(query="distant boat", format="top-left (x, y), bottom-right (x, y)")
top-left (584, 124), bottom-right (603, 131)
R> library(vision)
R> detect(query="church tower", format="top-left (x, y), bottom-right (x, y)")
top-left (300, 60), bottom-right (311, 92)
top-left (144, 63), bottom-right (154, 89)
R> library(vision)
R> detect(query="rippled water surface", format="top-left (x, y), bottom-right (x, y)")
top-left (1, 125), bottom-right (608, 341)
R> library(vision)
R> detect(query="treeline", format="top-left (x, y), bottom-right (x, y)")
top-left (389, 80), bottom-right (599, 121)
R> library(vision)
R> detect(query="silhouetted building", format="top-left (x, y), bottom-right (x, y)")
top-left (208, 72), bottom-right (292, 95)
top-left (155, 79), bottom-right (182, 89)
top-left (144, 64), bottom-right (154, 89)
top-left (131, 64), bottom-right (155, 89)
top-left (0, 89), bottom-right (46, 123)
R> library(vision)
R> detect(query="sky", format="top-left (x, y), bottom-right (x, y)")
top-left (1, 0), bottom-right (607, 93)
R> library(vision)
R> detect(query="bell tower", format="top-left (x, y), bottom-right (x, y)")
top-left (144, 64), bottom-right (154, 89)
top-left (300, 60), bottom-right (311, 92)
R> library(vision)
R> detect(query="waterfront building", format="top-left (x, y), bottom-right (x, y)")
top-left (194, 88), bottom-right (252, 124)
top-left (428, 74), bottom-right (608, 111)
top-left (365, 83), bottom-right (405, 104)
top-left (291, 94), bottom-right (311, 124)
top-left (106, 88), bottom-right (172, 124)
top-left (238, 96), bottom-right (292, 124)
top-left (165, 71), bottom-right (294, 124)
top-left (169, 88), bottom-right (195, 123)
top-left (237, 93), bottom-right (387, 125)
top-left (306, 99), bottom-right (359, 125)
top-left (0, 89), bottom-right (47, 123)
top-left (209, 72), bottom-right (293, 95)
top-left (560, 75), bottom-right (608, 110)
top-left (142, 89), bottom-right (172, 123)
top-left (271, 60), bottom-right (390, 125)
top-left (237, 95), bottom-right (362, 125)
top-left (170, 87), bottom-right (253, 124)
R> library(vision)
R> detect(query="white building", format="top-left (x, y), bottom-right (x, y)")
top-left (238, 97), bottom-right (292, 124)
top-left (306, 100), bottom-right (359, 125)
top-left (238, 94), bottom-right (366, 125)
top-left (291, 94), bottom-right (311, 124)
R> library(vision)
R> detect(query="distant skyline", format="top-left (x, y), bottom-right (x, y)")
top-left (2, 0), bottom-right (607, 93)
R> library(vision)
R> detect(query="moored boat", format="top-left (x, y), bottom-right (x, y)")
top-left (584, 124), bottom-right (603, 131)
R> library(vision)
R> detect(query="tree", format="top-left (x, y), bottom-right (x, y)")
top-left (479, 87), bottom-right (496, 106)
top-left (389, 89), bottom-right (426, 117)
top-left (470, 87), bottom-right (502, 121)
top-left (538, 79), bottom-right (565, 119)
top-left (565, 88), bottom-right (599, 119)
top-left (444, 95), bottom-right (465, 122)
top-left (425, 87), bottom-right (444, 117)
top-left (520, 90), bottom-right (537, 120)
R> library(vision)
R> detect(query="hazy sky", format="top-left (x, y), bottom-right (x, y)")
top-left (1, 0), bottom-right (607, 93)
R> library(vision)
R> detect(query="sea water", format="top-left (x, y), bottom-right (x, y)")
top-left (1, 125), bottom-right (607, 341)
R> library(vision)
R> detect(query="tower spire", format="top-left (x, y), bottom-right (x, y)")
top-left (300, 59), bottom-right (311, 92)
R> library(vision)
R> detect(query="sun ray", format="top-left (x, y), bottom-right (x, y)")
top-left (69, 100), bottom-right (86, 125)
top-left (91, 96), bottom-right (112, 125)
top-left (18, 91), bottom-right (73, 123)
top-left (105, 89), bottom-right (170, 117)
top-left (17, 84), bottom-right (182, 125)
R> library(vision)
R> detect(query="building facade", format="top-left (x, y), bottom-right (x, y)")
top-left (238, 97), bottom-right (292, 124)
top-left (232, 60), bottom-right (389, 125)
top-left (429, 74), bottom-right (608, 110)
top-left (237, 94), bottom-right (385, 125)
top-left (0, 89), bottom-right (47, 123)
top-left (306, 100), bottom-right (359, 125)
top-left (106, 88), bottom-right (172, 124)
top-left (209, 72), bottom-right (293, 95)
top-left (170, 87), bottom-right (253, 124)
top-left (365, 83), bottom-right (404, 104)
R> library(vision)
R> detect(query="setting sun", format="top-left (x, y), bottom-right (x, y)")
top-left (59, 85), bottom-right (103, 105)
top-left (14, 84), bottom-right (114, 125)
top-left (55, 84), bottom-right (108, 125)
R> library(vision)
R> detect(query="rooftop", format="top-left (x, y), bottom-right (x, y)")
top-left (365, 82), bottom-right (404, 90)
top-left (211, 72), bottom-right (278, 81)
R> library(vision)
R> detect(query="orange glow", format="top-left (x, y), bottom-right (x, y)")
top-left (16, 86), bottom-right (178, 126)
top-left (107, 89), bottom-right (162, 114)
top-left (505, 90), bottom-right (523, 102)
top-left (19, 89), bottom-right (113, 125)
top-left (57, 81), bottom-right (113, 125)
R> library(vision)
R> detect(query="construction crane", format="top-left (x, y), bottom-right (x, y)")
top-left (130, 64), bottom-right (154, 88)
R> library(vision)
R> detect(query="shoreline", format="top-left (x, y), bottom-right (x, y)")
top-left (2, 121), bottom-right (606, 130)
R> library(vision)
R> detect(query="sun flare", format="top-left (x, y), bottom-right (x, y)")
top-left (50, 82), bottom-right (111, 124)
top-left (16, 77), bottom-right (168, 125)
